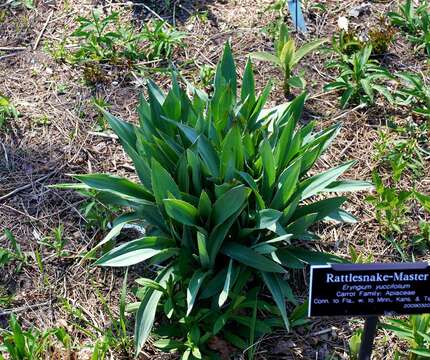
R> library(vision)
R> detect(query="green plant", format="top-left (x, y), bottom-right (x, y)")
top-left (69, 11), bottom-right (184, 67)
top-left (388, 0), bottom-right (430, 55)
top-left (366, 172), bottom-right (412, 234)
top-left (388, 0), bottom-right (428, 35)
top-left (141, 19), bottom-right (186, 61)
top-left (0, 314), bottom-right (71, 359)
top-left (383, 314), bottom-right (430, 359)
top-left (198, 64), bottom-right (215, 89)
top-left (60, 43), bottom-right (371, 357)
top-left (395, 72), bottom-right (430, 117)
top-left (324, 45), bottom-right (394, 108)
top-left (92, 96), bottom-right (111, 131)
top-left (1, 229), bottom-right (26, 272)
top-left (412, 221), bottom-right (430, 252)
top-left (71, 10), bottom-right (122, 63)
top-left (251, 23), bottom-right (326, 97)
top-left (331, 29), bottom-right (363, 56)
top-left (38, 225), bottom-right (68, 257)
top-left (374, 130), bottom-right (425, 182)
top-left (0, 94), bottom-right (19, 129)
top-left (349, 245), bottom-right (374, 263)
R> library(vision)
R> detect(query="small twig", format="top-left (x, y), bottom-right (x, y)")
top-left (330, 103), bottom-right (366, 122)
top-left (0, 46), bottom-right (26, 51)
top-left (310, 327), bottom-right (336, 336)
top-left (0, 301), bottom-right (52, 316)
top-left (33, 10), bottom-right (53, 51)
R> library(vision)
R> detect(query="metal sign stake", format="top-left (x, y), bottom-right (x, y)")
top-left (358, 316), bottom-right (379, 360)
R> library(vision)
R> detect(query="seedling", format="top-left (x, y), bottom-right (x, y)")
top-left (251, 23), bottom-right (326, 97)
top-left (0, 94), bottom-right (18, 129)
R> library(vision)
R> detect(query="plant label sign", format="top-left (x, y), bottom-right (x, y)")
top-left (308, 262), bottom-right (430, 317)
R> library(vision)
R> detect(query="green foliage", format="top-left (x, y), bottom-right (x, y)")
top-left (324, 46), bottom-right (394, 108)
top-left (331, 30), bottom-right (363, 56)
top-left (251, 23), bottom-right (326, 97)
top-left (395, 72), bottom-right (430, 117)
top-left (374, 130), bottom-right (425, 182)
top-left (198, 64), bottom-right (215, 89)
top-left (38, 224), bottom-right (68, 257)
top-left (0, 315), bottom-right (71, 359)
top-left (141, 19), bottom-right (186, 61)
top-left (1, 229), bottom-right (26, 272)
top-left (0, 94), bottom-right (19, 129)
top-left (61, 43), bottom-right (371, 357)
top-left (366, 172), bottom-right (412, 234)
top-left (69, 10), bottom-right (185, 65)
top-left (388, 0), bottom-right (430, 55)
top-left (383, 314), bottom-right (430, 360)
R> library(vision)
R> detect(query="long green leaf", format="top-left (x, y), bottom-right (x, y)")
top-left (163, 199), bottom-right (198, 226)
top-left (221, 243), bottom-right (285, 273)
top-left (95, 237), bottom-right (176, 267)
top-left (135, 267), bottom-right (173, 355)
top-left (187, 270), bottom-right (209, 315)
top-left (261, 272), bottom-right (289, 330)
top-left (211, 185), bottom-right (250, 226)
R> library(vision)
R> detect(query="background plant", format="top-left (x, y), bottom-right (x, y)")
top-left (69, 10), bottom-right (185, 66)
top-left (59, 43), bottom-right (371, 357)
top-left (395, 72), bottom-right (430, 117)
top-left (251, 23), bottom-right (326, 97)
top-left (388, 0), bottom-right (430, 55)
top-left (324, 45), bottom-right (394, 108)
top-left (383, 314), bottom-right (430, 359)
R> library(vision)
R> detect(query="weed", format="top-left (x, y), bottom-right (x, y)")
top-left (349, 245), bottom-right (374, 263)
top-left (38, 224), bottom-right (68, 257)
top-left (0, 314), bottom-right (71, 359)
top-left (374, 130), bottom-right (425, 182)
top-left (141, 19), bottom-right (186, 61)
top-left (324, 46), bottom-right (394, 108)
top-left (69, 10), bottom-right (184, 67)
top-left (60, 43), bottom-right (371, 357)
top-left (92, 96), bottom-right (111, 131)
top-left (0, 94), bottom-right (19, 129)
top-left (1, 229), bottom-right (26, 272)
top-left (251, 23), bottom-right (326, 97)
top-left (395, 72), bottom-right (430, 117)
top-left (366, 172), bottom-right (412, 234)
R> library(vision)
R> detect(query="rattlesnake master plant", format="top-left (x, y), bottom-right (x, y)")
top-left (62, 43), bottom-right (372, 357)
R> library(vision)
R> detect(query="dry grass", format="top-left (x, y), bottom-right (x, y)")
top-left (1, 0), bottom-right (429, 359)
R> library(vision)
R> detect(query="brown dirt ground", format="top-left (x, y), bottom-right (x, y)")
top-left (1, 0), bottom-right (429, 359)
